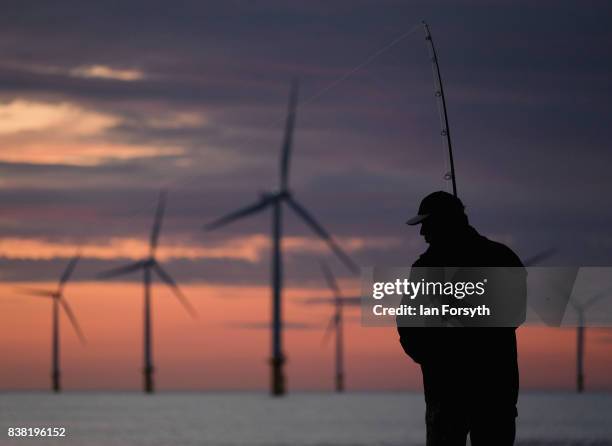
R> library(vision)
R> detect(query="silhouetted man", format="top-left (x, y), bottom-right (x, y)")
top-left (396, 191), bottom-right (526, 446)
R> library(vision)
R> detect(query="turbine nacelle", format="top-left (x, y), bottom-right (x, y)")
top-left (17, 253), bottom-right (86, 345)
top-left (98, 191), bottom-right (197, 320)
top-left (260, 190), bottom-right (291, 202)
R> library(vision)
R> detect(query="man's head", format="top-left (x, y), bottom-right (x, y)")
top-left (406, 191), bottom-right (468, 245)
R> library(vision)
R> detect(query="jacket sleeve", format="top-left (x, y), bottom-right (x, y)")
top-left (397, 326), bottom-right (427, 364)
top-left (396, 259), bottom-right (429, 364)
top-left (500, 244), bottom-right (527, 327)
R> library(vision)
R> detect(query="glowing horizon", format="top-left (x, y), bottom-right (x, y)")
top-left (1, 281), bottom-right (610, 391)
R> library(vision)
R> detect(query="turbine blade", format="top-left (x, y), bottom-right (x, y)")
top-left (59, 298), bottom-right (86, 344)
top-left (204, 196), bottom-right (274, 231)
top-left (524, 248), bottom-right (557, 266)
top-left (584, 289), bottom-right (612, 309)
top-left (286, 197), bottom-right (359, 275)
top-left (59, 254), bottom-right (81, 290)
top-left (16, 287), bottom-right (55, 297)
top-left (152, 262), bottom-right (198, 318)
top-left (319, 261), bottom-right (342, 299)
top-left (97, 260), bottom-right (146, 279)
top-left (597, 333), bottom-right (612, 345)
top-left (340, 296), bottom-right (361, 307)
top-left (321, 314), bottom-right (337, 345)
top-left (150, 190), bottom-right (167, 254)
top-left (280, 79), bottom-right (299, 190)
top-left (569, 298), bottom-right (582, 312)
top-left (300, 296), bottom-right (361, 306)
top-left (300, 297), bottom-right (336, 305)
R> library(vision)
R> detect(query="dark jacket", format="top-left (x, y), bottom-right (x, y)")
top-left (397, 225), bottom-right (526, 413)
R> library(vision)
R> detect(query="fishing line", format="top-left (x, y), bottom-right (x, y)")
top-left (35, 21), bottom-right (451, 258)
top-left (77, 23), bottom-right (425, 240)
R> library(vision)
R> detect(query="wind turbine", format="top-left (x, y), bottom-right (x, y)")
top-left (319, 261), bottom-right (348, 393)
top-left (305, 248), bottom-right (556, 388)
top-left (204, 80), bottom-right (359, 396)
top-left (98, 190), bottom-right (197, 393)
top-left (18, 254), bottom-right (85, 392)
top-left (523, 248), bottom-right (557, 267)
top-left (569, 291), bottom-right (610, 393)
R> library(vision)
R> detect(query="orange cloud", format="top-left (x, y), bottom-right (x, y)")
top-left (0, 99), bottom-right (184, 165)
top-left (0, 100), bottom-right (117, 135)
top-left (0, 141), bottom-right (184, 166)
top-left (0, 61), bottom-right (145, 82)
top-left (69, 65), bottom-right (144, 81)
top-left (0, 235), bottom-right (401, 262)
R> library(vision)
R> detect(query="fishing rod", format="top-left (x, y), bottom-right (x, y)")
top-left (422, 21), bottom-right (458, 197)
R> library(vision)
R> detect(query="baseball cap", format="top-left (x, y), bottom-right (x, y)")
top-left (406, 191), bottom-right (465, 225)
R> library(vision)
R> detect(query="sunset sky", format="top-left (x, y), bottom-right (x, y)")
top-left (1, 1), bottom-right (611, 391)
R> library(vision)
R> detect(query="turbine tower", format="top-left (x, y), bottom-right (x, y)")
top-left (319, 262), bottom-right (346, 393)
top-left (570, 291), bottom-right (609, 393)
top-left (204, 80), bottom-right (359, 396)
top-left (98, 190), bottom-right (197, 393)
top-left (19, 254), bottom-right (85, 392)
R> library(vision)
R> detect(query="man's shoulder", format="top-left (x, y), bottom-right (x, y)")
top-left (478, 236), bottom-right (524, 267)
top-left (412, 249), bottom-right (433, 267)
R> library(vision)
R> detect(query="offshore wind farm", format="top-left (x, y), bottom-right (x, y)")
top-left (0, 11), bottom-right (609, 396)
top-left (1, 1), bottom-right (612, 445)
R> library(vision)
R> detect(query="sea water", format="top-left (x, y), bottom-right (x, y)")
top-left (0, 392), bottom-right (611, 445)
